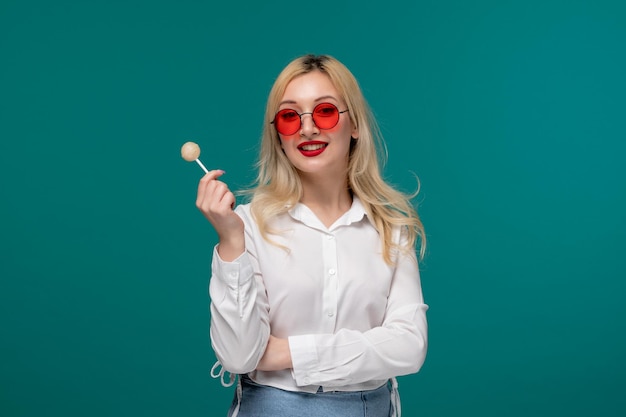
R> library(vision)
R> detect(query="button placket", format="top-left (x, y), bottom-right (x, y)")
top-left (321, 232), bottom-right (338, 329)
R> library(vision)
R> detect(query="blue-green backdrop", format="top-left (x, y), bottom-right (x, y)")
top-left (1, 1), bottom-right (625, 416)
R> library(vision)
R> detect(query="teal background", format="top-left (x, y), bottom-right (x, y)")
top-left (1, 0), bottom-right (625, 416)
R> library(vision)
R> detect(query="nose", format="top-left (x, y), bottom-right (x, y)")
top-left (299, 113), bottom-right (319, 137)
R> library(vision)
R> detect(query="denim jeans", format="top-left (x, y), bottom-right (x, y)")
top-left (228, 375), bottom-right (392, 417)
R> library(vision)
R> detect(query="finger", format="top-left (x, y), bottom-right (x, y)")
top-left (208, 183), bottom-right (235, 214)
top-left (199, 181), bottom-right (232, 216)
top-left (219, 189), bottom-right (236, 211)
top-left (196, 170), bottom-right (225, 206)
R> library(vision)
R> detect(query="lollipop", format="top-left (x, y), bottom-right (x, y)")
top-left (181, 141), bottom-right (209, 174)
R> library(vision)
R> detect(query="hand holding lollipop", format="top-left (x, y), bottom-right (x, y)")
top-left (182, 141), bottom-right (244, 261)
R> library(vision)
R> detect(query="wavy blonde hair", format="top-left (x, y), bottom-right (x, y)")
top-left (248, 54), bottom-right (425, 263)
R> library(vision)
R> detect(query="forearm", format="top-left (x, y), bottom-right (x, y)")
top-left (209, 248), bottom-right (270, 374)
top-left (289, 304), bottom-right (428, 387)
top-left (256, 335), bottom-right (293, 372)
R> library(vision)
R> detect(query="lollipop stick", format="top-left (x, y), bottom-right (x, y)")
top-left (195, 158), bottom-right (209, 174)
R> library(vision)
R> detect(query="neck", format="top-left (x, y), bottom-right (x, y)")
top-left (298, 173), bottom-right (352, 227)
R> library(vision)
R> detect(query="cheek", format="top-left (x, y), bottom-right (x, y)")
top-left (279, 133), bottom-right (298, 145)
top-left (279, 139), bottom-right (298, 158)
top-left (336, 123), bottom-right (355, 140)
top-left (279, 137), bottom-right (292, 151)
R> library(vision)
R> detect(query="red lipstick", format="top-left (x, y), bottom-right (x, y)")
top-left (297, 141), bottom-right (328, 157)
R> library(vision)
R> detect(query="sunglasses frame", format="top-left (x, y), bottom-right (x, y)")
top-left (271, 102), bottom-right (349, 136)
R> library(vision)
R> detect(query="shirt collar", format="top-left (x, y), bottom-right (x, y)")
top-left (287, 196), bottom-right (369, 231)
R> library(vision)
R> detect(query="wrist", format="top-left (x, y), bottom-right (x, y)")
top-left (281, 338), bottom-right (293, 369)
top-left (217, 234), bottom-right (245, 261)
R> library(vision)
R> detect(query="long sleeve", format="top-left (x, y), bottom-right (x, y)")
top-left (209, 214), bottom-right (271, 374)
top-left (288, 246), bottom-right (428, 387)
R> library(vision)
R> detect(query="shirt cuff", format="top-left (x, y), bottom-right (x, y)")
top-left (211, 244), bottom-right (253, 288)
top-left (288, 334), bottom-right (318, 386)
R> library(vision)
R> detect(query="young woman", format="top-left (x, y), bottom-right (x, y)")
top-left (196, 54), bottom-right (428, 417)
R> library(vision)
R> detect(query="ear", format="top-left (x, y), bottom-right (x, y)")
top-left (351, 123), bottom-right (359, 140)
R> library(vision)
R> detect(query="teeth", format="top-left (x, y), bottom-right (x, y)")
top-left (301, 143), bottom-right (326, 151)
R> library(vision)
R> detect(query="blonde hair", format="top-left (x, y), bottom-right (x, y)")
top-left (248, 54), bottom-right (425, 263)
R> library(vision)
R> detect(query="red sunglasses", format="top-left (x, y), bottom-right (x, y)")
top-left (271, 102), bottom-right (349, 136)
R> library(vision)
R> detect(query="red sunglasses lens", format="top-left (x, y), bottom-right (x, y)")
top-left (312, 103), bottom-right (340, 129)
top-left (274, 109), bottom-right (301, 136)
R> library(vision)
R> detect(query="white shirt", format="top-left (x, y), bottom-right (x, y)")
top-left (209, 197), bottom-right (428, 393)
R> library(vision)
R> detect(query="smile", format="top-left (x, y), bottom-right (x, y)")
top-left (300, 143), bottom-right (326, 151)
top-left (297, 141), bottom-right (328, 157)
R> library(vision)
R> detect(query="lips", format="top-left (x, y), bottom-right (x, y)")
top-left (297, 141), bottom-right (328, 157)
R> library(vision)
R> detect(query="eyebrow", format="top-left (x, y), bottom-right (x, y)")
top-left (278, 95), bottom-right (339, 107)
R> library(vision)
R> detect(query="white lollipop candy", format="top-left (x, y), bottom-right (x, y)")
top-left (181, 141), bottom-right (208, 174)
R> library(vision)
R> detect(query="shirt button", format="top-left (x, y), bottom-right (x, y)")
top-left (327, 311), bottom-right (334, 317)
top-left (326, 235), bottom-right (334, 240)
top-left (304, 377), bottom-right (311, 385)
top-left (329, 269), bottom-right (336, 275)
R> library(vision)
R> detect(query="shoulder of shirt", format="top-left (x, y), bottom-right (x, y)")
top-left (234, 202), bottom-right (252, 214)
top-left (233, 202), bottom-right (291, 227)
top-left (233, 202), bottom-right (254, 224)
